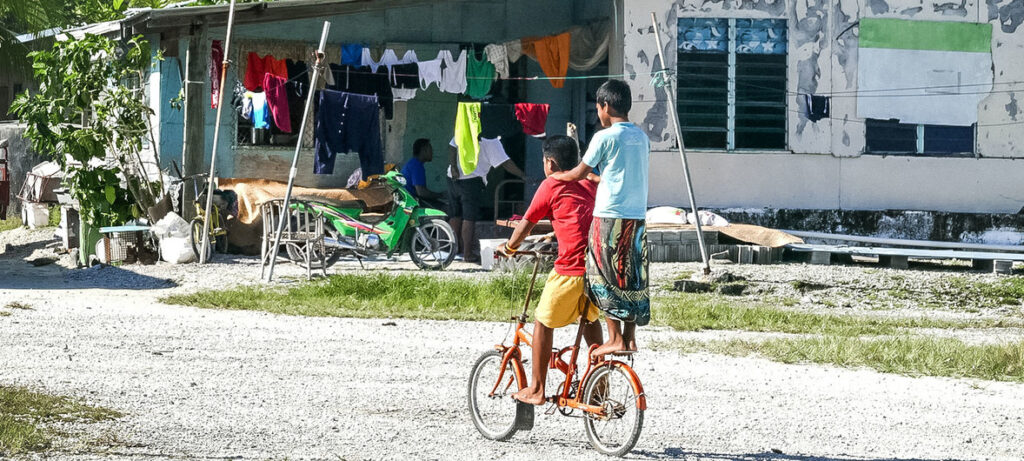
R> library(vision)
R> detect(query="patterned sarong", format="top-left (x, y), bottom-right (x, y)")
top-left (584, 217), bottom-right (650, 326)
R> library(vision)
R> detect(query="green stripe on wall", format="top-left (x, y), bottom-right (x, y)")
top-left (860, 18), bottom-right (991, 53)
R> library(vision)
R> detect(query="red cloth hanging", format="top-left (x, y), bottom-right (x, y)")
top-left (514, 103), bottom-right (549, 137)
top-left (244, 52), bottom-right (289, 91)
top-left (210, 41), bottom-right (223, 108)
top-left (263, 73), bottom-right (292, 133)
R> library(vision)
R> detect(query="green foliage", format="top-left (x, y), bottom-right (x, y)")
top-left (11, 34), bottom-right (160, 227)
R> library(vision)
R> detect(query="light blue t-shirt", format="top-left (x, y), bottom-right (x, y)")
top-left (582, 122), bottom-right (650, 220)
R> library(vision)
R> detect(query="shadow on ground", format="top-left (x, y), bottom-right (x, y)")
top-left (0, 264), bottom-right (176, 290)
top-left (634, 448), bottom-right (965, 461)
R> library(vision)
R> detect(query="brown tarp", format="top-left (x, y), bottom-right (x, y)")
top-left (647, 222), bottom-right (803, 248)
top-left (216, 177), bottom-right (394, 254)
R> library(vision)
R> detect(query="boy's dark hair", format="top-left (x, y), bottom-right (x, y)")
top-left (542, 135), bottom-right (579, 172)
top-left (596, 79), bottom-right (631, 117)
top-left (412, 138), bottom-right (430, 158)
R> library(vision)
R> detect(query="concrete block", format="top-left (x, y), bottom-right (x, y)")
top-left (972, 259), bottom-right (994, 271)
top-left (661, 231), bottom-right (681, 243)
top-left (810, 251), bottom-right (831, 265)
top-left (879, 255), bottom-right (909, 270)
top-left (646, 231), bottom-right (664, 244)
top-left (993, 260), bottom-right (1013, 275)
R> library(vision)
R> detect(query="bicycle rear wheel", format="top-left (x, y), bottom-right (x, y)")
top-left (189, 217), bottom-right (212, 261)
top-left (467, 350), bottom-right (522, 441)
top-left (582, 364), bottom-right (644, 457)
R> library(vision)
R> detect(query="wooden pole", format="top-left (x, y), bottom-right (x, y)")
top-left (650, 12), bottom-right (712, 275)
top-left (198, 0), bottom-right (237, 263)
top-left (264, 22), bottom-right (332, 282)
top-left (180, 22), bottom-right (208, 220)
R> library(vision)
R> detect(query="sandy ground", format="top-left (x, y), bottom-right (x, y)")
top-left (2, 227), bottom-right (1024, 460)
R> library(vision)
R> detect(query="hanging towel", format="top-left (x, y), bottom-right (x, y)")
top-left (465, 50), bottom-right (496, 99)
top-left (523, 33), bottom-right (571, 88)
top-left (454, 102), bottom-right (483, 175)
top-left (341, 43), bottom-right (364, 66)
top-left (314, 90), bottom-right (383, 176)
top-left (243, 52), bottom-right (289, 91)
top-left (805, 94), bottom-right (830, 122)
top-left (262, 73), bottom-right (292, 133)
top-left (568, 19), bottom-right (611, 72)
top-left (439, 49), bottom-right (468, 94)
top-left (514, 103), bottom-right (549, 137)
top-left (211, 40), bottom-right (223, 108)
top-left (484, 43), bottom-right (509, 79)
top-left (418, 56), bottom-right (443, 90)
top-left (480, 104), bottom-right (522, 139)
top-left (251, 91), bottom-right (270, 129)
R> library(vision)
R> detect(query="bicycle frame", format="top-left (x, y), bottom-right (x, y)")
top-left (488, 257), bottom-right (647, 416)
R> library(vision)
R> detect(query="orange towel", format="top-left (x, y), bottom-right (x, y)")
top-left (523, 32), bottom-right (571, 88)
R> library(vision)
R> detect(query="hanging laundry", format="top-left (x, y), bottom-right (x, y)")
top-left (314, 90), bottom-right (383, 176)
top-left (417, 55), bottom-right (443, 90)
top-left (483, 43), bottom-right (509, 79)
top-left (210, 40), bottom-right (223, 108)
top-left (400, 50), bottom-right (417, 63)
top-left (805, 94), bottom-right (830, 122)
top-left (480, 104), bottom-right (522, 139)
top-left (568, 19), bottom-right (611, 72)
top-left (341, 43), bottom-right (364, 66)
top-left (328, 64), bottom-right (395, 119)
top-left (439, 49), bottom-right (468, 94)
top-left (523, 33), bottom-right (571, 88)
top-left (453, 102), bottom-right (482, 175)
top-left (285, 60), bottom-right (309, 131)
top-left (262, 73), bottom-right (292, 133)
top-left (243, 52), bottom-right (288, 91)
top-left (505, 39), bottom-right (523, 63)
top-left (391, 62), bottom-right (419, 101)
top-left (250, 91), bottom-right (270, 129)
top-left (465, 50), bottom-right (496, 99)
top-left (360, 48), bottom-right (385, 73)
top-left (514, 103), bottom-right (549, 137)
top-left (241, 91), bottom-right (254, 121)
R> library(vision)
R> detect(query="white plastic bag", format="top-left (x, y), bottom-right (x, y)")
top-left (686, 210), bottom-right (729, 227)
top-left (151, 212), bottom-right (190, 238)
top-left (646, 206), bottom-right (687, 225)
top-left (160, 236), bottom-right (196, 264)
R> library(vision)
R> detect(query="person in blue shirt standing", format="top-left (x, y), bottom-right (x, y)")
top-left (401, 138), bottom-right (444, 207)
top-left (552, 80), bottom-right (651, 357)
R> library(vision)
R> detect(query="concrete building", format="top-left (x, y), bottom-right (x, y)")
top-left (626, 0), bottom-right (1024, 215)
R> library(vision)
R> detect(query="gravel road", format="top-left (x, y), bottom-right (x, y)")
top-left (3, 227), bottom-right (1024, 460)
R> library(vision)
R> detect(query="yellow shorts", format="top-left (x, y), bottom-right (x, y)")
top-left (536, 271), bottom-right (600, 329)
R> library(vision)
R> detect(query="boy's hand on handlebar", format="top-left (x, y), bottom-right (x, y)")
top-left (495, 242), bottom-right (518, 258)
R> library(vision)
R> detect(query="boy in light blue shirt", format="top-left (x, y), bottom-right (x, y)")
top-left (553, 79), bottom-right (650, 356)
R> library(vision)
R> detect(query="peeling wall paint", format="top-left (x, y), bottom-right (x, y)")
top-left (625, 0), bottom-right (1024, 213)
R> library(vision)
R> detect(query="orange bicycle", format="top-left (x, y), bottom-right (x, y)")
top-left (467, 250), bottom-right (646, 457)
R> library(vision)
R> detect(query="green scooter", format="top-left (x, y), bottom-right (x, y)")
top-left (290, 170), bottom-right (457, 270)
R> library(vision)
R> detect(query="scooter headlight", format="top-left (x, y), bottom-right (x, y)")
top-left (396, 176), bottom-right (407, 186)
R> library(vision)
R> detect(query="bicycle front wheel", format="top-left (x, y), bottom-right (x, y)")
top-left (582, 364), bottom-right (644, 457)
top-left (189, 217), bottom-right (212, 261)
top-left (467, 350), bottom-right (522, 441)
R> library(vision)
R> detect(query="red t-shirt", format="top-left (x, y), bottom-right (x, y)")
top-left (523, 177), bottom-right (598, 276)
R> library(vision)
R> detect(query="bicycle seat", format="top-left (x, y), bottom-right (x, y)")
top-left (294, 196), bottom-right (367, 210)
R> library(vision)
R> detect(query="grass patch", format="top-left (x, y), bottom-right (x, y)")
top-left (164, 273), bottom-right (1023, 335)
top-left (162, 272), bottom-right (541, 321)
top-left (4, 302), bottom-right (32, 310)
top-left (0, 385), bottom-right (120, 455)
top-left (666, 335), bottom-right (1024, 382)
top-left (0, 217), bottom-right (22, 233)
top-left (931, 276), bottom-right (1024, 308)
top-left (654, 294), bottom-right (1018, 335)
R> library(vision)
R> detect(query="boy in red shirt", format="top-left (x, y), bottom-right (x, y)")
top-left (499, 135), bottom-right (603, 406)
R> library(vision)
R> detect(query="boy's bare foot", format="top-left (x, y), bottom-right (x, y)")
top-left (511, 386), bottom-right (546, 406)
top-left (591, 339), bottom-right (627, 357)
